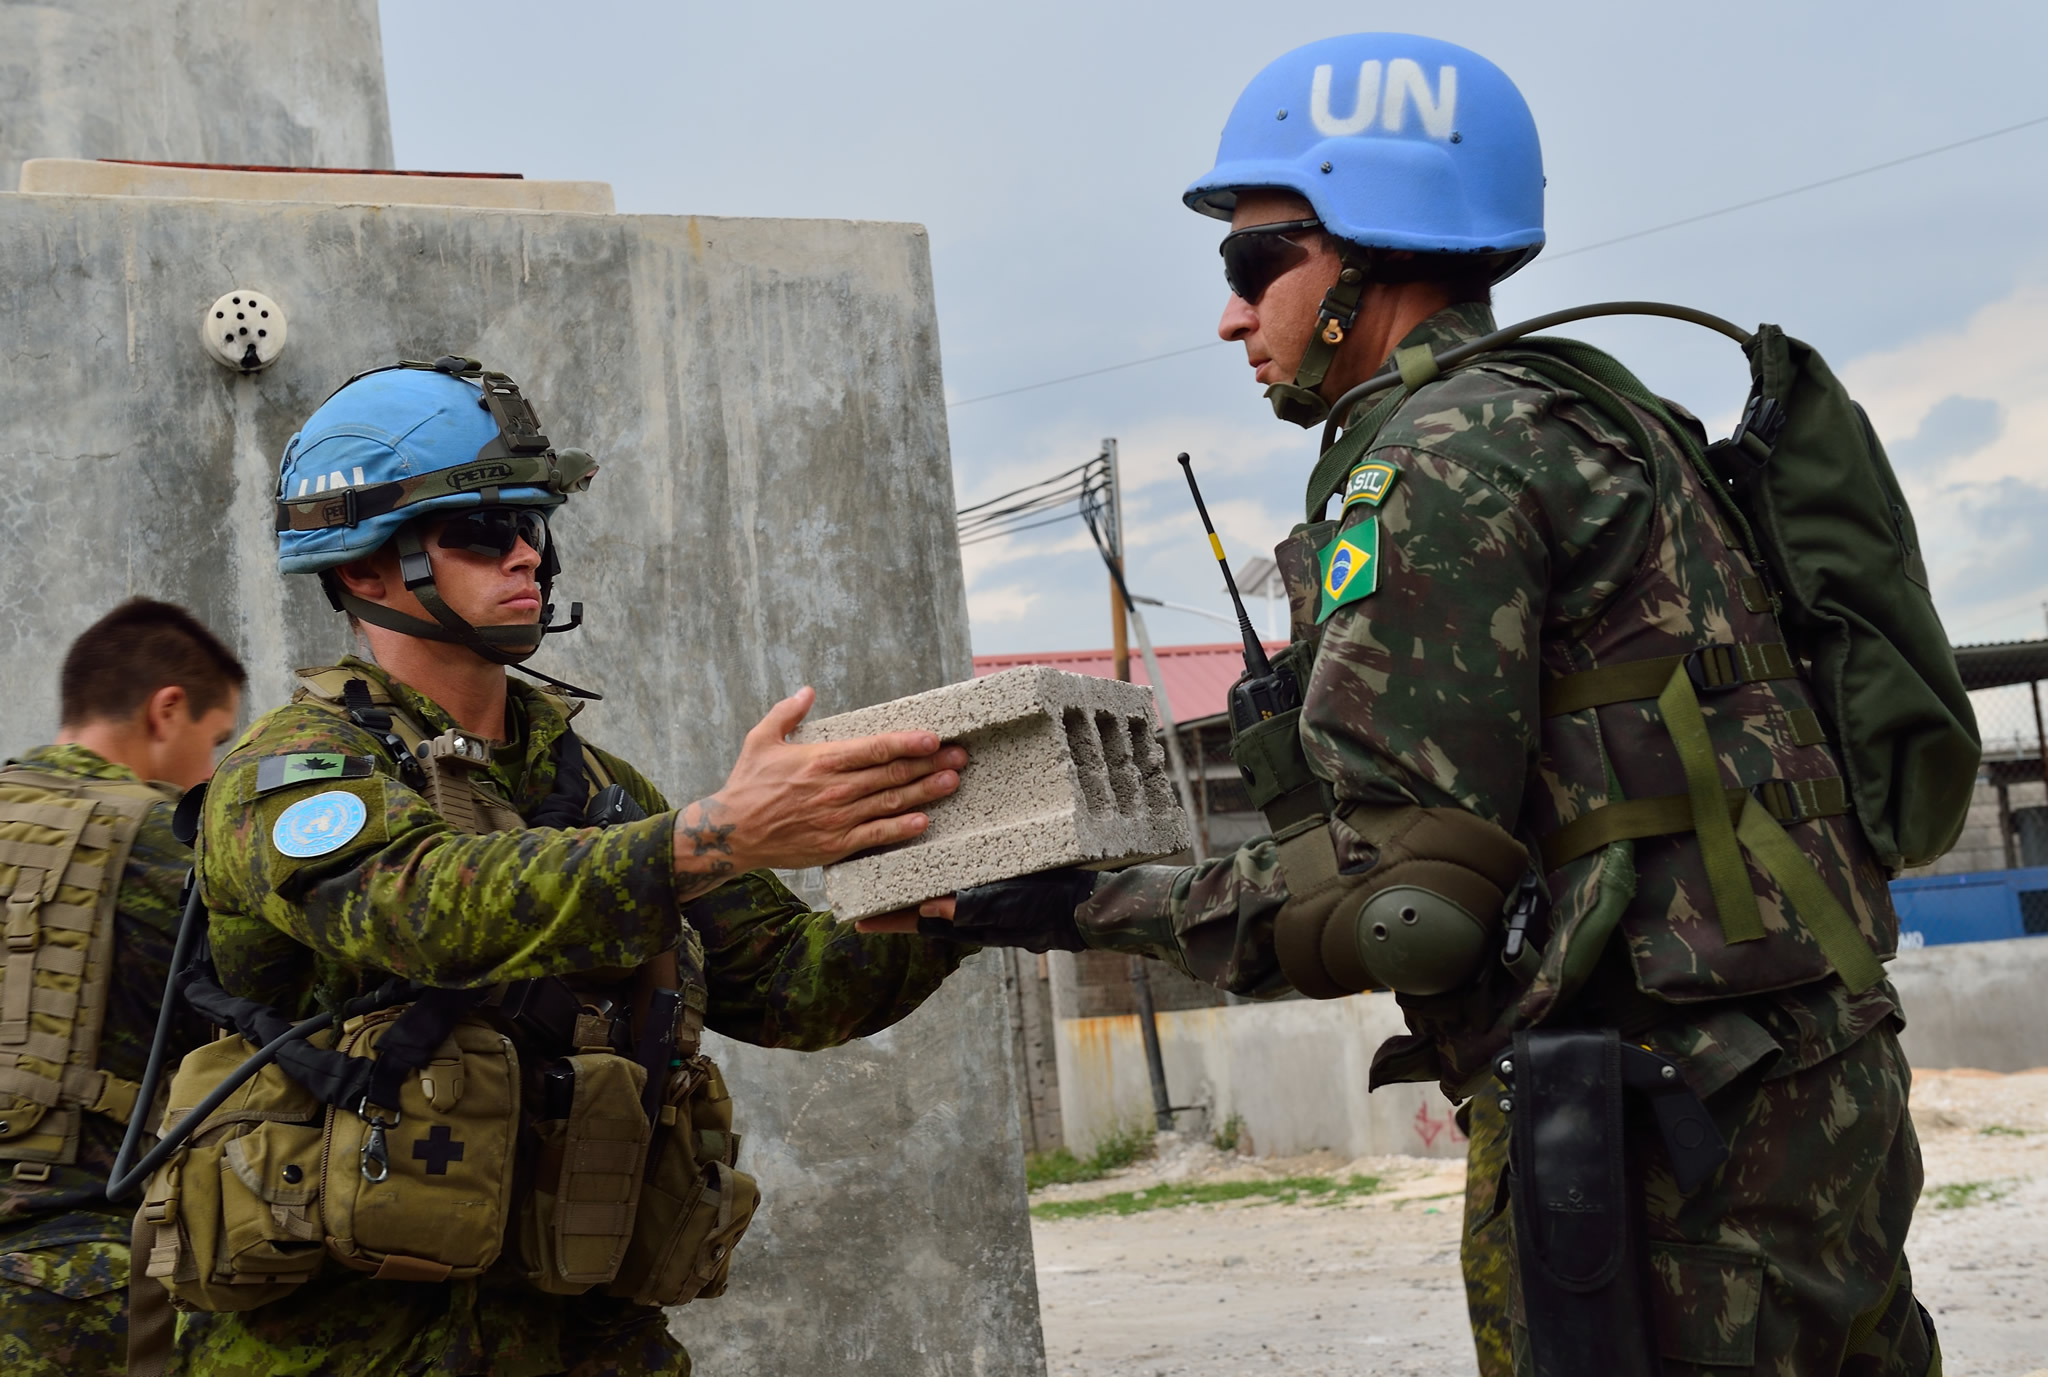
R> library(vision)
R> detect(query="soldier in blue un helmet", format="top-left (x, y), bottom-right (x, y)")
top-left (897, 33), bottom-right (1943, 1377)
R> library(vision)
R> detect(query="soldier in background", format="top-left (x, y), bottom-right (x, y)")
top-left (900, 32), bottom-right (1942, 1376)
top-left (0, 599), bottom-right (244, 1375)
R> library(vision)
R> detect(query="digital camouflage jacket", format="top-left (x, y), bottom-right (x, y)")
top-left (0, 745), bottom-right (192, 1254)
top-left (183, 658), bottom-right (968, 1376)
top-left (1082, 302), bottom-right (1901, 1100)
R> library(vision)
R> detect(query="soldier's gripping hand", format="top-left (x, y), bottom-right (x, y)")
top-left (671, 686), bottom-right (966, 899)
top-left (857, 869), bottom-right (1095, 952)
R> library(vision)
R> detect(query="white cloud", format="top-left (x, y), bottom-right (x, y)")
top-left (964, 583), bottom-right (1043, 627)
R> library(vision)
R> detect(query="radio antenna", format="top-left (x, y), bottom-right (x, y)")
top-left (1177, 453), bottom-right (1272, 678)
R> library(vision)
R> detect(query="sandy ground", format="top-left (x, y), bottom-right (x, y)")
top-left (1031, 1069), bottom-right (2048, 1377)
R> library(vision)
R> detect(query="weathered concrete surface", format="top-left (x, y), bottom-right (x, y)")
top-left (0, 0), bottom-right (393, 191)
top-left (1052, 992), bottom-right (1468, 1162)
top-left (20, 157), bottom-right (614, 212)
top-left (0, 190), bottom-right (1043, 1376)
top-left (797, 667), bottom-right (1191, 919)
top-left (1892, 936), bottom-right (2048, 1072)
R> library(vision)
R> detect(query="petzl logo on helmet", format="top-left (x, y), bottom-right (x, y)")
top-left (449, 462), bottom-right (516, 488)
top-left (1310, 60), bottom-right (1457, 139)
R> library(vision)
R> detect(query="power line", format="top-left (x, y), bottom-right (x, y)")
top-left (1545, 112), bottom-right (2048, 262)
top-left (948, 342), bottom-right (1220, 409)
top-left (944, 111), bottom-right (2048, 408)
top-left (955, 453), bottom-right (1111, 547)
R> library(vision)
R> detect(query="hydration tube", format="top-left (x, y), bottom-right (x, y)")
top-left (1320, 301), bottom-right (1754, 452)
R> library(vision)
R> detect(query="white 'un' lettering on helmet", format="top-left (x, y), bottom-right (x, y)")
top-left (1310, 61), bottom-right (1380, 137)
top-left (1381, 61), bottom-right (1457, 139)
top-left (1310, 60), bottom-right (1458, 140)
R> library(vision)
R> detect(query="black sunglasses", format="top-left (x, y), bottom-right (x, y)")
top-left (1218, 218), bottom-right (1323, 304)
top-left (436, 505), bottom-right (550, 559)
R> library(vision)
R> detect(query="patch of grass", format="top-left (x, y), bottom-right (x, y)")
top-left (1211, 1112), bottom-right (1246, 1154)
top-left (1978, 1124), bottom-right (2031, 1137)
top-left (1928, 1179), bottom-right (2014, 1210)
top-left (1031, 1173), bottom-right (1382, 1220)
top-left (1024, 1122), bottom-right (1157, 1192)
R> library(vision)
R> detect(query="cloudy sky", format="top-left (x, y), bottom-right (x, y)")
top-left (380, 0), bottom-right (2048, 665)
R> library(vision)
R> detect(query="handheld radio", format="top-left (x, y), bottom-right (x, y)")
top-left (1176, 453), bottom-right (1300, 733)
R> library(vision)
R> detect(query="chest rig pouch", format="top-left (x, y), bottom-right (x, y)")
top-left (317, 670), bottom-right (757, 1305)
top-left (0, 766), bottom-right (166, 1172)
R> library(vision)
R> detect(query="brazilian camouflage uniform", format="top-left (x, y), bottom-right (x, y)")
top-left (1083, 302), bottom-right (1937, 1374)
top-left (181, 658), bottom-right (968, 1376)
top-left (0, 745), bottom-right (195, 1377)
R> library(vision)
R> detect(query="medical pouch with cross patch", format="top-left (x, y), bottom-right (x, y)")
top-left (319, 1004), bottom-right (521, 1281)
top-left (0, 765), bottom-right (165, 1169)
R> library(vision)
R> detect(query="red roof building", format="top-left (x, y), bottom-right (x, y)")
top-left (970, 640), bottom-right (1286, 726)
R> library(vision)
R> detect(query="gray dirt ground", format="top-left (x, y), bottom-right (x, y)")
top-left (1031, 1069), bottom-right (2048, 1377)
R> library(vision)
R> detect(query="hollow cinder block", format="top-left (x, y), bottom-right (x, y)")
top-left (792, 666), bottom-right (1192, 920)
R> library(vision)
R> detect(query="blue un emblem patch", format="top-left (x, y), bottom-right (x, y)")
top-left (272, 789), bottom-right (370, 859)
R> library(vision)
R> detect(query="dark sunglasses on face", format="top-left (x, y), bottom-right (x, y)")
top-left (436, 505), bottom-right (550, 559)
top-left (1218, 217), bottom-right (1323, 304)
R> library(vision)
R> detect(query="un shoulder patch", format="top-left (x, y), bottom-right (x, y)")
top-left (1316, 520), bottom-right (1380, 624)
top-left (1340, 459), bottom-right (1399, 511)
top-left (255, 753), bottom-right (375, 796)
top-left (272, 789), bottom-right (370, 859)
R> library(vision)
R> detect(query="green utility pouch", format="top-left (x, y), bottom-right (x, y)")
top-left (321, 1007), bottom-right (521, 1282)
top-left (607, 1053), bottom-right (758, 1307)
top-left (1703, 327), bottom-right (1978, 869)
top-left (518, 1051), bottom-right (652, 1294)
top-left (141, 1033), bottom-right (328, 1312)
top-left (1226, 640), bottom-right (1332, 834)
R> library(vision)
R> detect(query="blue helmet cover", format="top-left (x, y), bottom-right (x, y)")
top-left (276, 367), bottom-right (565, 574)
top-left (1187, 33), bottom-right (1544, 268)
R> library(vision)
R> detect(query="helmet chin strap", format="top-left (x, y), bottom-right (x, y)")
top-left (334, 526), bottom-right (602, 700)
top-left (1265, 251), bottom-right (1372, 429)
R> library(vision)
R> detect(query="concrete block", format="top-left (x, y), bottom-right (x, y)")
top-left (20, 159), bottom-right (616, 214)
top-left (794, 666), bottom-right (1192, 920)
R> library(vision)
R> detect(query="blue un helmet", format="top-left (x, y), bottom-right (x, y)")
top-left (275, 357), bottom-right (599, 690)
top-left (1187, 33), bottom-right (1545, 426)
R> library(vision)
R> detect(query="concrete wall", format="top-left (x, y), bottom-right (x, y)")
top-left (1892, 936), bottom-right (2048, 1072)
top-left (0, 189), bottom-right (1042, 1376)
top-left (1054, 993), bottom-right (1469, 1162)
top-left (0, 0), bottom-right (393, 190)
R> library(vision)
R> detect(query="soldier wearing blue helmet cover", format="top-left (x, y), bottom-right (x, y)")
top-left (139, 357), bottom-right (979, 1377)
top-left (900, 33), bottom-right (1943, 1377)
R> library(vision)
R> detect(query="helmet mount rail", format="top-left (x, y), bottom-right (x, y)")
top-left (1320, 300), bottom-right (1755, 451)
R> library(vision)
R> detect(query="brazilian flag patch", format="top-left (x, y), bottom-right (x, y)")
top-left (1316, 521), bottom-right (1379, 623)
top-left (1340, 459), bottom-right (1399, 511)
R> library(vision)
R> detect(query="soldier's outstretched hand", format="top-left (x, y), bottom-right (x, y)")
top-left (670, 686), bottom-right (965, 899)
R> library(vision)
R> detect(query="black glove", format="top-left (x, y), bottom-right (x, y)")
top-left (917, 867), bottom-right (1096, 952)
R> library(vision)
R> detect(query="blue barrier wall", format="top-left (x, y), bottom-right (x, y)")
top-left (1889, 866), bottom-right (2048, 945)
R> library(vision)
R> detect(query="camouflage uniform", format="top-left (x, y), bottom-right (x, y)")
top-left (1083, 302), bottom-right (1936, 1373)
top-left (182, 658), bottom-right (969, 1376)
top-left (0, 745), bottom-right (195, 1377)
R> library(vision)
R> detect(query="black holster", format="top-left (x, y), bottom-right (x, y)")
top-left (1495, 1029), bottom-right (1730, 1377)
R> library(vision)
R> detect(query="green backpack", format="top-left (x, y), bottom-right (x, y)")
top-left (1314, 302), bottom-right (1980, 873)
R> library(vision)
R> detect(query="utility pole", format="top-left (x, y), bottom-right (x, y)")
top-left (1101, 436), bottom-right (1174, 1133)
top-left (1106, 439), bottom-right (1130, 684)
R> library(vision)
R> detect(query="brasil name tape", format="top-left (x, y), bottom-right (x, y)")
top-left (1341, 460), bottom-right (1399, 510)
top-left (1316, 520), bottom-right (1379, 623)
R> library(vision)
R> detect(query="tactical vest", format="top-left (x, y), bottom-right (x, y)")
top-left (0, 764), bottom-right (171, 1173)
top-left (141, 669), bottom-right (756, 1312)
top-left (1241, 340), bottom-right (1897, 1079)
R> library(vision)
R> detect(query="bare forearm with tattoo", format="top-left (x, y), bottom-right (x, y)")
top-left (667, 686), bottom-right (968, 901)
top-left (672, 797), bottom-right (741, 902)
